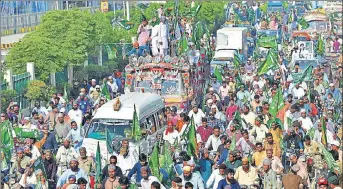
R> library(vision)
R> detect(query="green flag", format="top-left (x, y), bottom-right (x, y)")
top-left (149, 143), bottom-right (161, 179)
top-left (257, 50), bottom-right (279, 75)
top-left (214, 67), bottom-right (223, 82)
top-left (177, 36), bottom-right (189, 55)
top-left (235, 73), bottom-right (244, 89)
top-left (0, 121), bottom-right (14, 161)
top-left (13, 127), bottom-right (40, 139)
top-left (105, 44), bottom-right (117, 60)
top-left (118, 20), bottom-right (133, 30)
top-left (32, 156), bottom-right (47, 179)
top-left (95, 141), bottom-right (102, 188)
top-left (233, 111), bottom-right (243, 130)
top-left (291, 65), bottom-right (313, 85)
top-left (191, 4), bottom-right (202, 17)
top-left (318, 143), bottom-right (340, 172)
top-left (257, 36), bottom-right (278, 49)
top-left (306, 127), bottom-right (315, 139)
top-left (280, 138), bottom-right (284, 151)
top-left (160, 142), bottom-right (174, 177)
top-left (186, 117), bottom-right (198, 157)
top-left (131, 104), bottom-right (142, 142)
top-left (269, 88), bottom-right (285, 117)
top-left (317, 34), bottom-right (324, 55)
top-left (282, 1), bottom-right (289, 10)
top-left (233, 53), bottom-right (242, 69)
top-left (260, 2), bottom-right (268, 14)
top-left (247, 7), bottom-right (255, 24)
top-left (106, 128), bottom-right (113, 154)
top-left (298, 17), bottom-right (309, 29)
top-left (63, 85), bottom-right (68, 103)
top-left (101, 83), bottom-right (111, 100)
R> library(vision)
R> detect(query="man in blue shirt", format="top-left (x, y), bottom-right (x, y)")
top-left (325, 83), bottom-right (342, 105)
top-left (77, 94), bottom-right (91, 115)
top-left (217, 168), bottom-right (240, 189)
top-left (41, 125), bottom-right (58, 153)
top-left (216, 139), bottom-right (232, 167)
top-left (127, 153), bottom-right (150, 185)
top-left (56, 159), bottom-right (89, 189)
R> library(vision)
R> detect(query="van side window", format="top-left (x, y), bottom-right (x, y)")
top-left (146, 116), bottom-right (156, 134)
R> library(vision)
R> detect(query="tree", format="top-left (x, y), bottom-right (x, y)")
top-left (1, 90), bottom-right (17, 112)
top-left (25, 80), bottom-right (56, 103)
top-left (6, 9), bottom-right (114, 81)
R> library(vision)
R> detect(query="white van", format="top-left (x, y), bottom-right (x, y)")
top-left (82, 92), bottom-right (165, 163)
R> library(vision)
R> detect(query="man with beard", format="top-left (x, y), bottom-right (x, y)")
top-left (259, 159), bottom-right (278, 189)
top-left (140, 166), bottom-right (165, 189)
top-left (32, 102), bottom-right (49, 118)
top-left (127, 153), bottom-right (149, 185)
top-left (252, 142), bottom-right (266, 167)
top-left (188, 102), bottom-right (205, 128)
top-left (163, 121), bottom-right (179, 145)
top-left (7, 103), bottom-right (22, 124)
top-left (289, 154), bottom-right (308, 182)
top-left (68, 102), bottom-right (83, 127)
top-left (9, 148), bottom-right (31, 178)
top-left (217, 168), bottom-right (240, 189)
top-left (241, 105), bottom-right (256, 128)
top-left (264, 133), bottom-right (282, 158)
top-left (18, 165), bottom-right (37, 187)
top-left (100, 165), bottom-right (120, 189)
top-left (197, 118), bottom-right (213, 143)
top-left (66, 121), bottom-right (84, 151)
top-left (250, 117), bottom-right (268, 143)
top-left (205, 126), bottom-right (221, 152)
top-left (42, 125), bottom-right (58, 153)
top-left (313, 119), bottom-right (335, 145)
top-left (259, 149), bottom-right (283, 175)
top-left (77, 147), bottom-right (95, 175)
top-left (101, 156), bottom-right (123, 181)
top-left (284, 104), bottom-right (301, 132)
top-left (180, 166), bottom-right (204, 189)
top-left (282, 164), bottom-right (307, 189)
top-left (55, 113), bottom-right (71, 143)
top-left (236, 130), bottom-right (255, 156)
top-left (56, 159), bottom-right (89, 189)
top-left (234, 157), bottom-right (258, 186)
top-left (43, 150), bottom-right (58, 188)
top-left (251, 95), bottom-right (262, 113)
top-left (56, 138), bottom-right (79, 177)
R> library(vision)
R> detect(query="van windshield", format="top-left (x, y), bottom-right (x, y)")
top-left (86, 119), bottom-right (132, 140)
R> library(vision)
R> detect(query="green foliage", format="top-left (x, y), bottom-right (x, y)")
top-left (6, 9), bottom-right (113, 81)
top-left (25, 80), bottom-right (56, 102)
top-left (1, 90), bottom-right (17, 112)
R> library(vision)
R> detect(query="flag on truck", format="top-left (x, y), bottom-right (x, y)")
top-left (257, 36), bottom-right (278, 49)
top-left (257, 50), bottom-right (279, 75)
top-left (104, 44), bottom-right (118, 60)
top-left (131, 104), bottom-right (142, 141)
top-left (95, 141), bottom-right (102, 189)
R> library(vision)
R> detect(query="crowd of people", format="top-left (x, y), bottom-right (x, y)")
top-left (1, 1), bottom-right (343, 189)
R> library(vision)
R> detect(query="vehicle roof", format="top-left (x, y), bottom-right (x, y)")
top-left (93, 92), bottom-right (164, 121)
top-left (218, 27), bottom-right (247, 32)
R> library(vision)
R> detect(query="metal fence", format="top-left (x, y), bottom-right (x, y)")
top-left (1, 12), bottom-right (44, 35)
top-left (12, 72), bottom-right (31, 109)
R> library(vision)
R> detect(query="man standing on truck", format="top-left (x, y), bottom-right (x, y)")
top-left (158, 16), bottom-right (169, 56)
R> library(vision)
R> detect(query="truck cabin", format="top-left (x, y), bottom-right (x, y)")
top-left (303, 13), bottom-right (330, 34)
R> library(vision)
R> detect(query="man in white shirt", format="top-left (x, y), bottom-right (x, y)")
top-left (205, 126), bottom-right (221, 152)
top-left (19, 166), bottom-right (37, 187)
top-left (313, 122), bottom-right (335, 145)
top-left (163, 121), bottom-right (179, 145)
top-left (56, 138), bottom-right (79, 177)
top-left (68, 102), bottom-right (83, 127)
top-left (158, 16), bottom-right (169, 56)
top-left (250, 117), bottom-right (268, 143)
top-left (66, 121), bottom-right (84, 151)
top-left (140, 166), bottom-right (165, 189)
top-left (206, 164), bottom-right (226, 189)
top-left (21, 117), bottom-right (38, 130)
top-left (218, 82), bottom-right (229, 101)
top-left (292, 83), bottom-right (305, 99)
top-left (188, 103), bottom-right (205, 128)
top-left (298, 109), bottom-right (313, 133)
top-left (241, 105), bottom-right (256, 128)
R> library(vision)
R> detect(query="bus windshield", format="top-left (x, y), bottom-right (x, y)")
top-left (86, 119), bottom-right (132, 139)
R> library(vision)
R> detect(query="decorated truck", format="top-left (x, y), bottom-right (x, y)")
top-left (303, 11), bottom-right (331, 37)
top-left (124, 53), bottom-right (208, 111)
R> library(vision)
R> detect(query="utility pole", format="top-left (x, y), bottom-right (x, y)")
top-left (123, 1), bottom-right (125, 18)
top-left (113, 1), bottom-right (116, 17)
top-left (126, 1), bottom-right (130, 21)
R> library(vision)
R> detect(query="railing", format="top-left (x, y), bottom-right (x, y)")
top-left (12, 72), bottom-right (31, 109)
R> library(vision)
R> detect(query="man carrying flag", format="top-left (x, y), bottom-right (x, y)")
top-left (313, 116), bottom-right (335, 147)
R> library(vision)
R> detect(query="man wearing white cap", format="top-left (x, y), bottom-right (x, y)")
top-left (158, 16), bottom-right (169, 56)
top-left (56, 138), bottom-right (79, 177)
top-left (325, 83), bottom-right (342, 105)
top-left (204, 99), bottom-right (213, 115)
top-left (291, 83), bottom-right (305, 99)
top-left (297, 109), bottom-right (313, 133)
top-left (330, 140), bottom-right (342, 162)
top-left (21, 117), bottom-right (37, 129)
top-left (180, 166), bottom-right (204, 189)
top-left (88, 79), bottom-right (97, 95)
top-left (56, 158), bottom-right (89, 189)
top-left (107, 76), bottom-right (118, 99)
